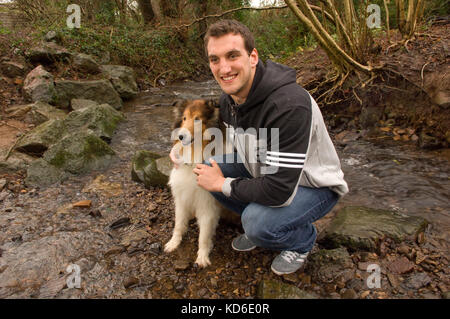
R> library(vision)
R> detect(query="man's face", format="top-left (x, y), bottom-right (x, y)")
top-left (207, 33), bottom-right (258, 103)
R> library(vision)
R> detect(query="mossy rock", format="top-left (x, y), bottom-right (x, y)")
top-left (15, 119), bottom-right (67, 156)
top-left (43, 131), bottom-right (115, 174)
top-left (64, 103), bottom-right (125, 141)
top-left (131, 151), bottom-right (171, 188)
top-left (305, 247), bottom-right (354, 284)
top-left (257, 279), bottom-right (318, 299)
top-left (320, 206), bottom-right (429, 251)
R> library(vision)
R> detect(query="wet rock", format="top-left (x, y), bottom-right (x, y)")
top-left (387, 256), bottom-right (415, 274)
top-left (43, 131), bottom-right (115, 175)
top-left (340, 288), bottom-right (358, 299)
top-left (100, 65), bottom-right (138, 100)
top-left (64, 103), bottom-right (125, 141)
top-left (54, 79), bottom-right (123, 110)
top-left (120, 229), bottom-right (149, 247)
top-left (320, 206), bottom-right (429, 251)
top-left (123, 277), bottom-right (139, 289)
top-left (305, 247), bottom-right (354, 284)
top-left (402, 273), bottom-right (432, 290)
top-left (73, 53), bottom-right (101, 74)
top-left (0, 151), bottom-right (35, 174)
top-left (15, 119), bottom-right (66, 156)
top-left (174, 259), bottom-right (191, 271)
top-left (418, 131), bottom-right (442, 150)
top-left (0, 232), bottom-right (95, 298)
top-left (25, 158), bottom-right (70, 187)
top-left (131, 151), bottom-right (171, 188)
top-left (26, 42), bottom-right (71, 65)
top-left (23, 65), bottom-right (56, 104)
top-left (109, 217), bottom-right (131, 230)
top-left (148, 242), bottom-right (162, 256)
top-left (257, 279), bottom-right (318, 299)
top-left (0, 61), bottom-right (26, 78)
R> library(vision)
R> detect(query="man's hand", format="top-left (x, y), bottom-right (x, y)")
top-left (193, 158), bottom-right (225, 192)
top-left (169, 143), bottom-right (184, 169)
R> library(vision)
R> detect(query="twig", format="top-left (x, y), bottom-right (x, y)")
top-left (153, 70), bottom-right (170, 87)
top-left (420, 61), bottom-right (431, 87)
top-left (352, 88), bottom-right (362, 106)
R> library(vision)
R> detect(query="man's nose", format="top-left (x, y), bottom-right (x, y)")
top-left (219, 60), bottom-right (232, 74)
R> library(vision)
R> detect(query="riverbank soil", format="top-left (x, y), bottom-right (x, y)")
top-left (0, 23), bottom-right (449, 299)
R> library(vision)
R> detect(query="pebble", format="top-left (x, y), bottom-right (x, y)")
top-left (174, 259), bottom-right (190, 271)
top-left (123, 277), bottom-right (139, 289)
top-left (340, 288), bottom-right (358, 299)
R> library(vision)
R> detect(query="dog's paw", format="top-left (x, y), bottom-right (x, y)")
top-left (195, 253), bottom-right (211, 268)
top-left (164, 238), bottom-right (180, 253)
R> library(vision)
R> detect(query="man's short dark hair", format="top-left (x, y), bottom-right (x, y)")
top-left (204, 19), bottom-right (255, 56)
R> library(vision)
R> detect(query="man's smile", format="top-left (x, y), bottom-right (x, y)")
top-left (221, 74), bottom-right (238, 83)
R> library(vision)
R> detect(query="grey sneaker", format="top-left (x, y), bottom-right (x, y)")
top-left (231, 234), bottom-right (256, 252)
top-left (271, 251), bottom-right (309, 275)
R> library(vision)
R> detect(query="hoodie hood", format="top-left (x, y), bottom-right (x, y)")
top-left (223, 59), bottom-right (297, 113)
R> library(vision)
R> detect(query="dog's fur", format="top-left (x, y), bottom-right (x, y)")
top-left (164, 99), bottom-right (229, 267)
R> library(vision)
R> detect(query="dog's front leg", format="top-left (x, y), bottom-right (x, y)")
top-left (164, 204), bottom-right (190, 253)
top-left (195, 212), bottom-right (220, 267)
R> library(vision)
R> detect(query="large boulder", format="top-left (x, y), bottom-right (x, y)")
top-left (23, 65), bottom-right (56, 104)
top-left (131, 151), bottom-right (171, 188)
top-left (43, 131), bottom-right (115, 174)
top-left (100, 65), bottom-right (138, 100)
top-left (64, 102), bottom-right (125, 141)
top-left (54, 79), bottom-right (123, 110)
top-left (73, 53), bottom-right (101, 74)
top-left (26, 42), bottom-right (72, 65)
top-left (15, 119), bottom-right (67, 156)
top-left (320, 206), bottom-right (429, 251)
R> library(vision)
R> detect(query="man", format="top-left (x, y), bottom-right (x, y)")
top-left (171, 19), bottom-right (348, 275)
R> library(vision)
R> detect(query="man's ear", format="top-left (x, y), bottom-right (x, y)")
top-left (250, 48), bottom-right (259, 67)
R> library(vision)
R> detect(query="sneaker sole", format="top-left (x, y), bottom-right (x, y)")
top-left (231, 242), bottom-right (256, 252)
top-left (270, 262), bottom-right (307, 276)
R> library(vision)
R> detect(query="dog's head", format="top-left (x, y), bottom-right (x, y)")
top-left (172, 99), bottom-right (219, 143)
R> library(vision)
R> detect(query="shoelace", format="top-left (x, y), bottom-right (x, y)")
top-left (281, 251), bottom-right (308, 263)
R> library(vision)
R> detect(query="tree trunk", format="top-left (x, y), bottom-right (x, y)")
top-left (151, 0), bottom-right (163, 22)
top-left (137, 0), bottom-right (154, 24)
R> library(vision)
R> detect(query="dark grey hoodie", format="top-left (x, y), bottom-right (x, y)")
top-left (219, 60), bottom-right (348, 207)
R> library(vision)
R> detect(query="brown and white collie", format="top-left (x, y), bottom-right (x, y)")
top-left (164, 99), bottom-right (234, 267)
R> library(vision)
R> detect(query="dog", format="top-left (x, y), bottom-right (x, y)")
top-left (164, 99), bottom-right (233, 267)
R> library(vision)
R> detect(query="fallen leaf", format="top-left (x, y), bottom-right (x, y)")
top-left (380, 127), bottom-right (391, 132)
top-left (72, 200), bottom-right (92, 208)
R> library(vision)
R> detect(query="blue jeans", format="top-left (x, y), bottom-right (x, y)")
top-left (207, 153), bottom-right (339, 253)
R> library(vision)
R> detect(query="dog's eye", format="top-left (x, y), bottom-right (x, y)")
top-left (194, 117), bottom-right (199, 121)
top-left (183, 117), bottom-right (186, 121)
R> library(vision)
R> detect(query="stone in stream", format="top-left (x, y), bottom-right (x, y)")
top-left (257, 279), bottom-right (318, 299)
top-left (25, 158), bottom-right (71, 187)
top-left (131, 150), bottom-right (172, 188)
top-left (319, 206), bottom-right (429, 252)
top-left (305, 247), bottom-right (354, 285)
top-left (54, 79), bottom-right (123, 110)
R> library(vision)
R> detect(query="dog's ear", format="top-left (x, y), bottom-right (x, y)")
top-left (206, 99), bottom-right (219, 109)
top-left (172, 99), bottom-right (187, 128)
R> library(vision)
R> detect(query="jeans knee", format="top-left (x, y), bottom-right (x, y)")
top-left (242, 208), bottom-right (269, 243)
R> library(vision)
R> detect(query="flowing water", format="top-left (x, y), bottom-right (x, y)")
top-left (120, 80), bottom-right (450, 238)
